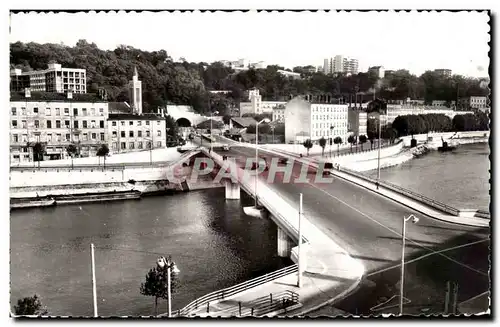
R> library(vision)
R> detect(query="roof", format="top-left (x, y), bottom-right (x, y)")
top-left (231, 117), bottom-right (257, 128)
top-left (10, 91), bottom-right (106, 103)
top-left (108, 113), bottom-right (165, 121)
top-left (195, 119), bottom-right (224, 129)
top-left (109, 102), bottom-right (131, 113)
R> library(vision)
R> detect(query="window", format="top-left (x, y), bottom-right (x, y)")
top-left (33, 107), bottom-right (39, 114)
top-left (99, 121), bottom-right (104, 128)
top-left (157, 130), bottom-right (161, 136)
top-left (91, 120), bottom-right (96, 128)
top-left (147, 141), bottom-right (151, 149)
top-left (83, 121), bottom-right (88, 128)
top-left (112, 121), bottom-right (117, 126)
top-left (129, 121), bottom-right (134, 126)
top-left (121, 121), bottom-right (125, 126)
top-left (65, 120), bottom-right (70, 128)
top-left (22, 120), bottom-right (27, 128)
top-left (138, 142), bottom-right (143, 149)
top-left (157, 121), bottom-right (160, 125)
top-left (12, 120), bottom-right (17, 128)
top-left (45, 108), bottom-right (51, 116)
top-left (129, 142), bottom-right (135, 149)
top-left (74, 134), bottom-right (79, 141)
top-left (82, 108), bottom-right (87, 116)
top-left (13, 134), bottom-right (18, 143)
top-left (90, 108), bottom-right (95, 116)
top-left (100, 133), bottom-right (105, 141)
top-left (46, 120), bottom-right (51, 129)
top-left (157, 141), bottom-right (162, 147)
top-left (35, 120), bottom-right (40, 128)
top-left (121, 142), bottom-right (126, 150)
top-left (99, 108), bottom-right (104, 116)
top-left (129, 131), bottom-right (134, 137)
top-left (146, 121), bottom-right (150, 126)
top-left (11, 108), bottom-right (16, 116)
top-left (138, 121), bottom-right (142, 126)
top-left (112, 142), bottom-right (117, 150)
top-left (56, 134), bottom-right (62, 142)
top-left (55, 108), bottom-right (60, 116)
top-left (121, 131), bottom-right (125, 137)
top-left (83, 133), bottom-right (88, 141)
top-left (138, 131), bottom-right (142, 137)
top-left (74, 121), bottom-right (79, 129)
top-left (73, 108), bottom-right (78, 116)
top-left (146, 130), bottom-right (150, 137)
top-left (21, 107), bottom-right (26, 115)
top-left (64, 108), bottom-right (69, 116)
top-left (22, 134), bottom-right (28, 142)
top-left (66, 134), bottom-right (70, 141)
top-left (91, 133), bottom-right (96, 140)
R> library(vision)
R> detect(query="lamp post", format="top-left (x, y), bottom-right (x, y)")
top-left (376, 114), bottom-right (382, 189)
top-left (255, 118), bottom-right (271, 207)
top-left (157, 256), bottom-right (181, 318)
top-left (210, 111), bottom-right (219, 153)
top-left (90, 243), bottom-right (98, 317)
top-left (297, 193), bottom-right (303, 288)
top-left (329, 126), bottom-right (334, 157)
top-left (400, 214), bottom-right (419, 316)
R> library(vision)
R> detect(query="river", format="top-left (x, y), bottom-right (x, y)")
top-left (10, 189), bottom-right (291, 316)
top-left (367, 143), bottom-right (490, 211)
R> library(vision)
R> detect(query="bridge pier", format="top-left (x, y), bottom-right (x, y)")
top-left (277, 226), bottom-right (293, 258)
top-left (224, 179), bottom-right (240, 200)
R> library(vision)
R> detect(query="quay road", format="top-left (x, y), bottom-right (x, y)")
top-left (210, 137), bottom-right (490, 314)
top-left (9, 161), bottom-right (176, 171)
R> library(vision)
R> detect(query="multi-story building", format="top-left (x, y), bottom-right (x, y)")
top-left (10, 63), bottom-right (87, 94)
top-left (332, 55), bottom-right (359, 75)
top-left (368, 66), bottom-right (385, 79)
top-left (434, 69), bottom-right (452, 77)
top-left (272, 105), bottom-right (285, 122)
top-left (284, 97), bottom-right (348, 144)
top-left (106, 114), bottom-right (166, 153)
top-left (239, 89), bottom-right (286, 116)
top-left (457, 96), bottom-right (489, 111)
top-left (348, 109), bottom-right (368, 138)
top-left (10, 89), bottom-right (109, 163)
top-left (128, 67), bottom-right (142, 115)
top-left (323, 58), bottom-right (332, 74)
top-left (277, 70), bottom-right (301, 79)
top-left (381, 103), bottom-right (474, 126)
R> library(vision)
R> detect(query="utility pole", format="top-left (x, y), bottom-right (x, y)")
top-left (90, 243), bottom-right (98, 317)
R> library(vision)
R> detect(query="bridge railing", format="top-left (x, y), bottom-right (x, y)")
top-left (174, 264), bottom-right (298, 317)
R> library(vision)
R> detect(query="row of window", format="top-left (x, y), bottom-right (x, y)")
top-left (312, 107), bottom-right (347, 113)
top-left (11, 107), bottom-right (105, 117)
top-left (111, 120), bottom-right (161, 127)
top-left (313, 122), bottom-right (347, 128)
top-left (312, 115), bottom-right (347, 121)
top-left (12, 132), bottom-right (106, 143)
top-left (112, 141), bottom-right (162, 151)
top-left (12, 119), bottom-right (105, 129)
top-left (112, 130), bottom-right (161, 138)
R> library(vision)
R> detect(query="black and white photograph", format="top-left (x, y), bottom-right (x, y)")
top-left (5, 2), bottom-right (494, 320)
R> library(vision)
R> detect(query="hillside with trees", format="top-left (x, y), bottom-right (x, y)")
top-left (10, 40), bottom-right (489, 116)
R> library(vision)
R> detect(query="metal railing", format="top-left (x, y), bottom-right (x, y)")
top-left (174, 264), bottom-right (298, 317)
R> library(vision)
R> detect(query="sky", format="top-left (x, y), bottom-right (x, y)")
top-left (9, 10), bottom-right (490, 77)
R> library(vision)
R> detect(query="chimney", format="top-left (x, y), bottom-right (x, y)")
top-left (24, 88), bottom-right (31, 98)
top-left (67, 90), bottom-right (73, 99)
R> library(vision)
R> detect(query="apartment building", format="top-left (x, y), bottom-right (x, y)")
top-left (272, 105), bottom-right (285, 122)
top-left (10, 63), bottom-right (87, 94)
top-left (381, 103), bottom-right (474, 126)
top-left (368, 66), bottom-right (385, 78)
top-left (457, 96), bottom-right (489, 111)
top-left (323, 56), bottom-right (359, 75)
top-left (434, 69), bottom-right (452, 77)
top-left (239, 89), bottom-right (286, 116)
top-left (284, 97), bottom-right (348, 144)
top-left (9, 90), bottom-right (109, 163)
top-left (107, 114), bottom-right (166, 153)
top-left (348, 109), bottom-right (368, 138)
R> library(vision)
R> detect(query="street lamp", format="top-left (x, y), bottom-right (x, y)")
top-left (157, 256), bottom-right (181, 317)
top-left (400, 214), bottom-right (419, 316)
top-left (210, 111), bottom-right (219, 153)
top-left (376, 114), bottom-right (382, 189)
top-left (329, 125), bottom-right (334, 157)
top-left (255, 117), bottom-right (271, 207)
top-left (297, 193), bottom-right (304, 288)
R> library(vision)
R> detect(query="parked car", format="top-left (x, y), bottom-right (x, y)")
top-left (222, 145), bottom-right (230, 151)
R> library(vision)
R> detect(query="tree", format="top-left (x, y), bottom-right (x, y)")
top-left (140, 264), bottom-right (178, 315)
top-left (347, 135), bottom-right (355, 153)
top-left (319, 137), bottom-right (327, 157)
top-left (96, 144), bottom-right (109, 168)
top-left (359, 135), bottom-right (368, 151)
top-left (66, 143), bottom-right (78, 169)
top-left (303, 139), bottom-right (313, 156)
top-left (32, 142), bottom-right (45, 169)
top-left (333, 136), bottom-right (342, 155)
top-left (14, 295), bottom-right (47, 316)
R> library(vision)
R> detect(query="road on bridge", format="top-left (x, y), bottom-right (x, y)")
top-left (211, 138), bottom-right (490, 315)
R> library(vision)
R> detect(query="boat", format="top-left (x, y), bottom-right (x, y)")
top-left (52, 190), bottom-right (142, 205)
top-left (10, 197), bottom-right (56, 209)
top-left (438, 137), bottom-right (457, 152)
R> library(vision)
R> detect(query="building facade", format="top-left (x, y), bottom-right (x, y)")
top-left (434, 69), bottom-right (452, 77)
top-left (106, 114), bottom-right (166, 153)
top-left (368, 66), bottom-right (385, 79)
top-left (10, 90), bottom-right (109, 163)
top-left (284, 97), bottom-right (348, 144)
top-left (348, 109), bottom-right (368, 138)
top-left (128, 67), bottom-right (143, 114)
top-left (239, 89), bottom-right (286, 116)
top-left (10, 63), bottom-right (87, 94)
top-left (457, 96), bottom-right (489, 111)
top-left (272, 105), bottom-right (285, 122)
top-left (382, 103), bottom-right (475, 126)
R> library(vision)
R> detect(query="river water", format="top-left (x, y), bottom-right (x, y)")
top-left (367, 143), bottom-right (490, 211)
top-left (10, 189), bottom-right (291, 316)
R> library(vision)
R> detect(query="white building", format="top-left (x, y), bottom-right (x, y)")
top-left (240, 89), bottom-right (286, 116)
top-left (457, 96), bottom-right (489, 111)
top-left (284, 97), bottom-right (348, 144)
top-left (128, 66), bottom-right (142, 115)
top-left (272, 105), bottom-right (285, 122)
top-left (10, 63), bottom-right (87, 94)
top-left (323, 56), bottom-right (359, 75)
top-left (277, 70), bottom-right (301, 79)
top-left (368, 66), bottom-right (385, 79)
top-left (10, 89), bottom-right (109, 163)
top-left (383, 104), bottom-right (474, 125)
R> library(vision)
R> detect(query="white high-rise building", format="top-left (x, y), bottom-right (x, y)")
top-left (128, 66), bottom-right (142, 115)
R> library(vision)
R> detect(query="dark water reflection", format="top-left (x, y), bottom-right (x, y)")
top-left (10, 189), bottom-right (291, 316)
top-left (366, 143), bottom-right (490, 211)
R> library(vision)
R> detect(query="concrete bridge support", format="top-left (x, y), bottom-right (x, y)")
top-left (224, 179), bottom-right (240, 200)
top-left (277, 226), bottom-right (293, 258)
